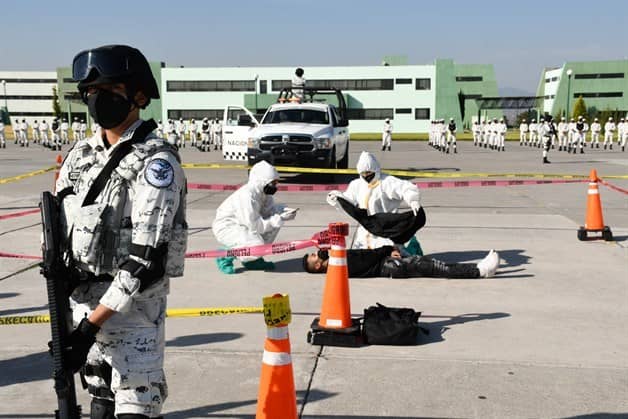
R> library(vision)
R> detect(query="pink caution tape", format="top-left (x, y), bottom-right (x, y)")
top-left (0, 231), bottom-right (331, 261)
top-left (0, 251), bottom-right (41, 260)
top-left (599, 179), bottom-right (628, 195)
top-left (187, 179), bottom-right (587, 192)
top-left (0, 208), bottom-right (40, 221)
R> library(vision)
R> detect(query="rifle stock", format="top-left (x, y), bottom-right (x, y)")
top-left (40, 191), bottom-right (82, 419)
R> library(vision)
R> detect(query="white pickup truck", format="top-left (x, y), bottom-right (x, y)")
top-left (221, 88), bottom-right (350, 169)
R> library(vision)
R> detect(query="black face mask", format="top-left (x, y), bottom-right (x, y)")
top-left (87, 89), bottom-right (132, 129)
top-left (263, 184), bottom-right (278, 195)
top-left (317, 250), bottom-right (329, 261)
top-left (361, 173), bottom-right (376, 183)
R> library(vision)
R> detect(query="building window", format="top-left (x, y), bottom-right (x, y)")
top-left (574, 92), bottom-right (623, 98)
top-left (62, 78), bottom-right (77, 83)
top-left (259, 80), bottom-right (267, 94)
top-left (456, 76), bottom-right (483, 82)
top-left (551, 76), bottom-right (558, 82)
top-left (415, 108), bottom-right (430, 120)
top-left (395, 108), bottom-right (412, 114)
top-left (5, 111), bottom-right (56, 117)
top-left (166, 80), bottom-right (255, 92)
top-left (545, 78), bottom-right (551, 83)
top-left (463, 94), bottom-right (482, 99)
top-left (0, 78), bottom-right (57, 83)
top-left (167, 109), bottom-right (224, 119)
top-left (346, 108), bottom-right (394, 120)
top-left (574, 73), bottom-right (624, 80)
top-left (271, 80), bottom-right (291, 91)
top-left (415, 78), bottom-right (431, 90)
top-left (272, 79), bottom-right (394, 91)
top-left (395, 78), bottom-right (412, 85)
top-left (0, 95), bottom-right (54, 100)
top-left (544, 95), bottom-right (556, 99)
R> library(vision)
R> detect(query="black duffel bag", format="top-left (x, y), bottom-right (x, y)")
top-left (363, 303), bottom-right (422, 345)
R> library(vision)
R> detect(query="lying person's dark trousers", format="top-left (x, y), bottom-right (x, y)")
top-left (379, 256), bottom-right (480, 279)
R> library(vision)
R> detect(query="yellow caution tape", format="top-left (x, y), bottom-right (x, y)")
top-left (180, 163), bottom-right (628, 180)
top-left (0, 166), bottom-right (56, 185)
top-left (0, 306), bottom-right (263, 325)
top-left (166, 306), bottom-right (262, 318)
top-left (262, 294), bottom-right (292, 327)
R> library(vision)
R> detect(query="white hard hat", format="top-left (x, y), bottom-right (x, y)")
top-left (594, 118), bottom-right (598, 121)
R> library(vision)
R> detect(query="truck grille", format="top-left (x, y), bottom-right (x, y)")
top-left (259, 134), bottom-right (315, 151)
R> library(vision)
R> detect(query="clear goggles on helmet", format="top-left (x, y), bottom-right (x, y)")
top-left (72, 49), bottom-right (133, 82)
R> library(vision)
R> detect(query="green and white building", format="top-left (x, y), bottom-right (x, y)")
top-left (537, 59), bottom-right (628, 118)
top-left (161, 59), bottom-right (501, 133)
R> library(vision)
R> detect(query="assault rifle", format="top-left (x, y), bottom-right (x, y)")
top-left (40, 191), bottom-right (82, 419)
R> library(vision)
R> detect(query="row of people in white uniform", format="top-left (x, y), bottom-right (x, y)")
top-left (519, 116), bottom-right (627, 153)
top-left (157, 117), bottom-right (222, 151)
top-left (428, 118), bottom-right (459, 153)
top-left (470, 119), bottom-right (508, 151)
top-left (0, 117), bottom-right (91, 149)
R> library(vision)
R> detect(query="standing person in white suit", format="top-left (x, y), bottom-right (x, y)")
top-left (326, 151), bottom-right (422, 252)
top-left (382, 118), bottom-right (392, 151)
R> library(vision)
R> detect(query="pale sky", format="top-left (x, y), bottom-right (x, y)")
top-left (1, 0), bottom-right (626, 94)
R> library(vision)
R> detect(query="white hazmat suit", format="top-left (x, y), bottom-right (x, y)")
top-left (329, 151), bottom-right (421, 250)
top-left (212, 161), bottom-right (296, 272)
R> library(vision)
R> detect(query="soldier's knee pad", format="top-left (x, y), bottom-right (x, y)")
top-left (91, 398), bottom-right (115, 419)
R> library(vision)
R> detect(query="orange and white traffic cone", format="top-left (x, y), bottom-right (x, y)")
top-left (578, 169), bottom-right (613, 241)
top-left (256, 294), bottom-right (297, 419)
top-left (318, 222), bottom-right (351, 329)
top-left (308, 223), bottom-right (363, 347)
top-left (53, 154), bottom-right (62, 192)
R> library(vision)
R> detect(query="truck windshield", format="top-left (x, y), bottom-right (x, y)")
top-left (262, 109), bottom-right (329, 125)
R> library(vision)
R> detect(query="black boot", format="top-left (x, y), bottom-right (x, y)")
top-left (543, 157), bottom-right (550, 164)
top-left (388, 146), bottom-right (391, 151)
top-left (580, 149), bottom-right (584, 154)
top-left (610, 144), bottom-right (613, 150)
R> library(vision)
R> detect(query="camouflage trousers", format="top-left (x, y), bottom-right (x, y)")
top-left (72, 293), bottom-right (168, 417)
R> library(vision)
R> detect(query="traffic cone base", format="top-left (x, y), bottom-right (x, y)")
top-left (577, 169), bottom-right (613, 241)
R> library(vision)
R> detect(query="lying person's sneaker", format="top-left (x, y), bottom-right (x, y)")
top-left (242, 257), bottom-right (275, 271)
top-left (477, 250), bottom-right (499, 278)
top-left (216, 256), bottom-right (236, 274)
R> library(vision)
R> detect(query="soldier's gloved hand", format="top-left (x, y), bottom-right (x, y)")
top-left (64, 317), bottom-right (100, 373)
top-left (410, 201), bottom-right (421, 216)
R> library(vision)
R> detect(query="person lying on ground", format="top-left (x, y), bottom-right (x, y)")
top-left (302, 246), bottom-right (499, 279)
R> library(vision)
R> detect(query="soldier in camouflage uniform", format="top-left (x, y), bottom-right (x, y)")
top-left (55, 45), bottom-right (187, 419)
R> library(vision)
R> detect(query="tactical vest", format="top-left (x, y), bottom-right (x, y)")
top-left (63, 135), bottom-right (187, 278)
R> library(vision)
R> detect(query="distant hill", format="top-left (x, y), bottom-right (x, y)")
top-left (499, 87), bottom-right (534, 97)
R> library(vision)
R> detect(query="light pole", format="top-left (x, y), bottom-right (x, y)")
top-left (565, 69), bottom-right (573, 119)
top-left (1, 80), bottom-right (7, 109)
top-left (254, 74), bottom-right (259, 114)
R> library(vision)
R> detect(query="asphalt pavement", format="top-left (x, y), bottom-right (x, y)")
top-left (0, 139), bottom-right (627, 418)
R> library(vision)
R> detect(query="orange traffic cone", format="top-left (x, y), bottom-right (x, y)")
top-left (256, 294), bottom-right (297, 419)
top-left (53, 154), bottom-right (62, 192)
top-left (578, 169), bottom-right (613, 241)
top-left (308, 223), bottom-right (363, 347)
top-left (318, 222), bottom-right (351, 329)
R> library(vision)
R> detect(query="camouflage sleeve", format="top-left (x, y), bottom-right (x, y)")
top-left (100, 150), bottom-right (185, 312)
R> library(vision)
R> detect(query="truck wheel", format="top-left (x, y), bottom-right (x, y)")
top-left (337, 144), bottom-right (349, 169)
top-left (328, 147), bottom-right (337, 169)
